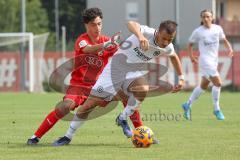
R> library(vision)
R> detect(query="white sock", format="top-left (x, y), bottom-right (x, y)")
top-left (120, 96), bottom-right (141, 120)
top-left (31, 135), bottom-right (39, 139)
top-left (212, 86), bottom-right (221, 111)
top-left (187, 86), bottom-right (204, 107)
top-left (65, 114), bottom-right (85, 139)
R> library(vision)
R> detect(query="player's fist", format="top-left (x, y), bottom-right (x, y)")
top-left (139, 36), bottom-right (149, 51)
top-left (110, 31), bottom-right (121, 46)
top-left (228, 49), bottom-right (233, 57)
top-left (190, 55), bottom-right (198, 64)
top-left (103, 31), bottom-right (121, 49)
top-left (172, 78), bottom-right (184, 93)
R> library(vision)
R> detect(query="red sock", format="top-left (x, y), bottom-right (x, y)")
top-left (122, 100), bottom-right (143, 128)
top-left (129, 110), bottom-right (143, 128)
top-left (34, 109), bottom-right (64, 138)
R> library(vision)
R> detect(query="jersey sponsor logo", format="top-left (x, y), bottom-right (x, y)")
top-left (79, 40), bottom-right (88, 48)
top-left (203, 40), bottom-right (218, 47)
top-left (85, 56), bottom-right (103, 67)
top-left (133, 47), bottom-right (151, 61)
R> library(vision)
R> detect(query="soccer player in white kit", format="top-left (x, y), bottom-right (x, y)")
top-left (61, 20), bottom-right (184, 140)
top-left (182, 9), bottom-right (233, 120)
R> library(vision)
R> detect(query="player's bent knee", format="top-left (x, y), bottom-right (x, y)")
top-left (55, 100), bottom-right (76, 116)
top-left (214, 83), bottom-right (221, 87)
top-left (200, 83), bottom-right (208, 90)
top-left (76, 107), bottom-right (92, 120)
top-left (201, 86), bottom-right (208, 90)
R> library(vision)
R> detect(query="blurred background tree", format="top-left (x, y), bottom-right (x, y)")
top-left (41, 0), bottom-right (86, 51)
top-left (0, 0), bottom-right (48, 33)
top-left (0, 1), bottom-right (20, 32)
top-left (0, 0), bottom-right (86, 51)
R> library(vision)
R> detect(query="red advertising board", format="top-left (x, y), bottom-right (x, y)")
top-left (0, 51), bottom-right (239, 92)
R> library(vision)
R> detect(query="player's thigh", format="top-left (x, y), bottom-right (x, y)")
top-left (209, 76), bottom-right (222, 87)
top-left (128, 77), bottom-right (149, 101)
top-left (55, 99), bottom-right (77, 116)
top-left (63, 93), bottom-right (86, 109)
top-left (75, 96), bottom-right (101, 118)
top-left (200, 76), bottom-right (210, 90)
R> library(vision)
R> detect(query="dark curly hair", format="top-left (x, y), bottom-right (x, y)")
top-left (82, 7), bottom-right (103, 24)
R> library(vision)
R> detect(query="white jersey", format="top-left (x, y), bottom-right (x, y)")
top-left (189, 24), bottom-right (225, 69)
top-left (117, 25), bottom-right (175, 63)
top-left (91, 25), bottom-right (176, 100)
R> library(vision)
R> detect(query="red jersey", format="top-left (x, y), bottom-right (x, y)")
top-left (70, 33), bottom-right (116, 88)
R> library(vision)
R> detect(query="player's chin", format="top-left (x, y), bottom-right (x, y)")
top-left (93, 32), bottom-right (101, 38)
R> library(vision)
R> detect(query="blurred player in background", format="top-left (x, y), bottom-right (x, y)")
top-left (27, 7), bottom-right (145, 145)
top-left (182, 9), bottom-right (233, 120)
top-left (55, 20), bottom-right (184, 145)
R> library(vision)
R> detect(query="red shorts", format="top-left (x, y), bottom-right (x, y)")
top-left (63, 85), bottom-right (110, 109)
top-left (63, 94), bottom-right (87, 109)
top-left (63, 85), bottom-right (90, 109)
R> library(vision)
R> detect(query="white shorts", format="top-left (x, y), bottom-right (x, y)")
top-left (200, 68), bottom-right (219, 80)
top-left (91, 54), bottom-right (147, 101)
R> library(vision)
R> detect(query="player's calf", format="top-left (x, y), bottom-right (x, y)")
top-left (26, 100), bottom-right (76, 145)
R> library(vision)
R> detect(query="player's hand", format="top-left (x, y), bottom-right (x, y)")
top-left (110, 31), bottom-right (121, 46)
top-left (139, 36), bottom-right (149, 51)
top-left (172, 79), bottom-right (184, 93)
top-left (103, 31), bottom-right (121, 49)
top-left (228, 49), bottom-right (233, 57)
top-left (190, 55), bottom-right (198, 64)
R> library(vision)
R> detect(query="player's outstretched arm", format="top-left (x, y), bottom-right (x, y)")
top-left (83, 43), bottom-right (104, 53)
top-left (82, 43), bottom-right (105, 54)
top-left (222, 38), bottom-right (233, 57)
top-left (170, 53), bottom-right (184, 93)
top-left (83, 33), bottom-right (121, 54)
top-left (127, 21), bottom-right (149, 51)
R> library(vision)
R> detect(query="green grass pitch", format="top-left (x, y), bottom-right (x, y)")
top-left (0, 92), bottom-right (240, 160)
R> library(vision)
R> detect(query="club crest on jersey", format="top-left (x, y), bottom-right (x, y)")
top-left (97, 86), bottom-right (104, 93)
top-left (153, 51), bottom-right (161, 56)
top-left (79, 40), bottom-right (88, 48)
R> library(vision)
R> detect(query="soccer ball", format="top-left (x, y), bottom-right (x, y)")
top-left (131, 126), bottom-right (154, 148)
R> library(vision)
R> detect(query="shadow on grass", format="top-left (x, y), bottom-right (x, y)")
top-left (2, 142), bottom-right (132, 149)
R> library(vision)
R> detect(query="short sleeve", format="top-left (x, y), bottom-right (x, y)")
top-left (140, 25), bottom-right (155, 38)
top-left (188, 29), bottom-right (199, 43)
top-left (166, 43), bottom-right (176, 57)
top-left (74, 37), bottom-right (90, 54)
top-left (218, 26), bottom-right (226, 40)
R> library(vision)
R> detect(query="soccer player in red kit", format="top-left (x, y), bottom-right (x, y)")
top-left (26, 7), bottom-right (143, 145)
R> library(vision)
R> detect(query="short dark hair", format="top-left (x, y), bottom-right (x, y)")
top-left (82, 7), bottom-right (103, 24)
top-left (158, 20), bottom-right (177, 34)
